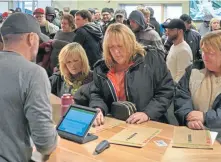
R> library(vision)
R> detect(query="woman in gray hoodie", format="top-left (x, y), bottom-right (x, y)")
top-left (51, 14), bottom-right (76, 71)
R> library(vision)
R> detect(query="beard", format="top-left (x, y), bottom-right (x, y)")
top-left (168, 33), bottom-right (178, 42)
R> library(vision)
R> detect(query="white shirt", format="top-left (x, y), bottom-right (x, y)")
top-left (166, 41), bottom-right (193, 82)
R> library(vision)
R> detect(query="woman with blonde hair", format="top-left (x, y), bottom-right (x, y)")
top-left (89, 23), bottom-right (174, 126)
top-left (210, 18), bottom-right (220, 31)
top-left (137, 6), bottom-right (150, 24)
top-left (175, 30), bottom-right (221, 131)
top-left (50, 42), bottom-right (93, 97)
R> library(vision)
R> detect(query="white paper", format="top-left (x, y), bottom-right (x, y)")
top-left (210, 131), bottom-right (218, 145)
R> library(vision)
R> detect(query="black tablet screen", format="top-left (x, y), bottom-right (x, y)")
top-left (57, 106), bottom-right (96, 137)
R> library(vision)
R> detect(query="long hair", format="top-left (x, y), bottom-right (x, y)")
top-left (59, 42), bottom-right (90, 85)
top-left (200, 30), bottom-right (221, 53)
top-left (209, 18), bottom-right (220, 31)
top-left (103, 23), bottom-right (146, 68)
top-left (61, 14), bottom-right (75, 30)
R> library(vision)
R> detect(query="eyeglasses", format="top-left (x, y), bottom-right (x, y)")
top-left (34, 15), bottom-right (44, 19)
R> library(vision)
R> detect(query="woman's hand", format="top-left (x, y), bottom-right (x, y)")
top-left (93, 108), bottom-right (104, 127)
top-left (187, 120), bottom-right (205, 130)
top-left (186, 111), bottom-right (204, 123)
top-left (126, 112), bottom-right (149, 124)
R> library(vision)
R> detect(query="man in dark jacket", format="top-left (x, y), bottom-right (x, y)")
top-left (129, 10), bottom-right (165, 56)
top-left (101, 8), bottom-right (115, 34)
top-left (147, 7), bottom-right (161, 36)
top-left (74, 10), bottom-right (103, 68)
top-left (180, 14), bottom-right (201, 63)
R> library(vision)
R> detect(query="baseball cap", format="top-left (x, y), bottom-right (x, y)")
top-left (88, 8), bottom-right (95, 14)
top-left (33, 8), bottom-right (45, 15)
top-left (162, 19), bottom-right (186, 31)
top-left (114, 9), bottom-right (127, 19)
top-left (102, 8), bottom-right (111, 14)
top-left (180, 14), bottom-right (192, 23)
top-left (2, 12), bottom-right (8, 18)
top-left (0, 13), bottom-right (49, 42)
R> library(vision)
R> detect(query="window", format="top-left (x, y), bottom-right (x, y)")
top-left (24, 2), bottom-right (34, 11)
top-left (164, 5), bottom-right (182, 21)
top-left (122, 5), bottom-right (162, 22)
top-left (123, 5), bottom-right (138, 18)
top-left (146, 5), bottom-right (162, 23)
top-left (120, 3), bottom-right (182, 23)
top-left (0, 2), bottom-right (9, 13)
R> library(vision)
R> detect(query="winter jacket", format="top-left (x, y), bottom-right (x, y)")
top-left (37, 40), bottom-right (54, 76)
top-left (174, 61), bottom-right (221, 129)
top-left (135, 26), bottom-right (165, 55)
top-left (50, 30), bottom-right (76, 69)
top-left (101, 18), bottom-right (115, 34)
top-left (89, 47), bottom-right (174, 122)
top-left (150, 17), bottom-right (161, 36)
top-left (40, 21), bottom-right (59, 36)
top-left (184, 29), bottom-right (201, 63)
top-left (73, 23), bottom-right (103, 69)
top-left (129, 10), bottom-right (165, 56)
top-left (49, 71), bottom-right (93, 97)
top-left (45, 7), bottom-right (61, 28)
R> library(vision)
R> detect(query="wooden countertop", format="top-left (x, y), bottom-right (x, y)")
top-left (48, 94), bottom-right (221, 162)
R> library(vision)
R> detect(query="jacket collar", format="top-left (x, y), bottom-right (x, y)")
top-left (95, 54), bottom-right (144, 76)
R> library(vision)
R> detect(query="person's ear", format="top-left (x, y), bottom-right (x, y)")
top-left (27, 33), bottom-right (38, 47)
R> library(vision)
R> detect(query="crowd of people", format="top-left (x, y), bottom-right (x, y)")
top-left (0, 5), bottom-right (221, 162)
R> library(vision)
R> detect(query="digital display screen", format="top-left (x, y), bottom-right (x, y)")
top-left (57, 106), bottom-right (96, 137)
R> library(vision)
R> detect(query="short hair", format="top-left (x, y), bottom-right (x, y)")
top-left (59, 42), bottom-right (90, 86)
top-left (2, 33), bottom-right (26, 46)
top-left (103, 23), bottom-right (145, 68)
top-left (137, 7), bottom-right (150, 17)
top-left (76, 10), bottom-right (92, 22)
top-left (63, 7), bottom-right (70, 12)
top-left (62, 14), bottom-right (75, 30)
top-left (200, 30), bottom-right (221, 53)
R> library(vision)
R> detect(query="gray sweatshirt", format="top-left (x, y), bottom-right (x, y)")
top-left (0, 51), bottom-right (58, 162)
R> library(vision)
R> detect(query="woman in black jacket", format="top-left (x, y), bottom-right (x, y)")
top-left (50, 42), bottom-right (93, 97)
top-left (89, 23), bottom-right (174, 126)
top-left (174, 31), bottom-right (221, 131)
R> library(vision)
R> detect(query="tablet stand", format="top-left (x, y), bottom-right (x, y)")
top-left (61, 133), bottom-right (98, 144)
top-left (82, 133), bottom-right (98, 144)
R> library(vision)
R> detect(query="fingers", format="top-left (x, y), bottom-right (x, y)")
top-left (98, 112), bottom-right (104, 125)
top-left (93, 118), bottom-right (99, 127)
top-left (100, 112), bottom-right (104, 125)
top-left (126, 114), bottom-right (135, 124)
top-left (193, 122), bottom-right (202, 130)
top-left (188, 121), bottom-right (204, 130)
top-left (93, 111), bottom-right (104, 127)
top-left (129, 117), bottom-right (140, 124)
top-left (196, 120), bottom-right (204, 130)
top-left (136, 118), bottom-right (144, 124)
top-left (126, 113), bottom-right (148, 124)
top-left (186, 114), bottom-right (193, 121)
